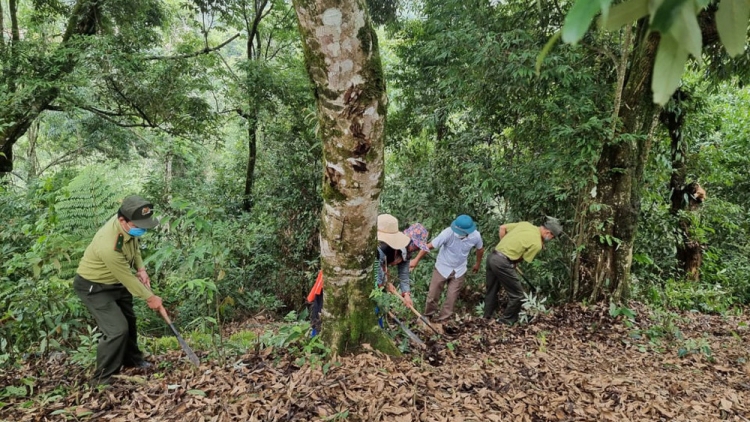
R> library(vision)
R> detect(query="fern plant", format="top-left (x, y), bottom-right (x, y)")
top-left (55, 166), bottom-right (126, 238)
top-left (53, 165), bottom-right (132, 278)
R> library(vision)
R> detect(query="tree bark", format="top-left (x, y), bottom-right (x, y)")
top-left (293, 0), bottom-right (397, 355)
top-left (239, 0), bottom-right (269, 212)
top-left (574, 22), bottom-right (660, 302)
top-left (663, 91), bottom-right (703, 280)
top-left (243, 116), bottom-right (258, 211)
top-left (0, 0), bottom-right (5, 51)
top-left (0, 0), bottom-right (103, 177)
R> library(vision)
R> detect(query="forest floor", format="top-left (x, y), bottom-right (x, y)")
top-left (1, 302), bottom-right (749, 421)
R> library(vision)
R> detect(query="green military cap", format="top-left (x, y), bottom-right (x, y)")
top-left (120, 195), bottom-right (159, 229)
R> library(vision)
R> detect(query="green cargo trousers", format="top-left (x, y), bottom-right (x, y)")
top-left (73, 275), bottom-right (144, 384)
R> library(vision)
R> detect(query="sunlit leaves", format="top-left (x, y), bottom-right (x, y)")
top-left (562, 0), bottom-right (607, 44)
top-left (652, 35), bottom-right (689, 105)
top-left (598, 0), bottom-right (648, 31)
top-left (716, 0), bottom-right (750, 57)
top-left (649, 0), bottom-right (691, 34)
top-left (561, 0), bottom-right (750, 105)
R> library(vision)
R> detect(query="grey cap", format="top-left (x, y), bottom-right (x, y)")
top-left (543, 217), bottom-right (563, 237)
top-left (119, 195), bottom-right (159, 229)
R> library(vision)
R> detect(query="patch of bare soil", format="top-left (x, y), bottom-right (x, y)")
top-left (2, 303), bottom-right (749, 421)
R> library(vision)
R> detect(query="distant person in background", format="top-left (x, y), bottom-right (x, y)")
top-left (410, 215), bottom-right (484, 321)
top-left (73, 195), bottom-right (163, 386)
top-left (484, 217), bottom-right (563, 325)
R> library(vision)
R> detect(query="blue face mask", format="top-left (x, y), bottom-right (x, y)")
top-left (128, 227), bottom-right (147, 237)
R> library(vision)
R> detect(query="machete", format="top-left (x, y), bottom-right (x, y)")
top-left (388, 311), bottom-right (425, 347)
top-left (158, 306), bottom-right (200, 366)
top-left (515, 268), bottom-right (537, 291)
top-left (390, 290), bottom-right (441, 337)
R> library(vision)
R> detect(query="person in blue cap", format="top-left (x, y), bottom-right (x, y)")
top-left (409, 215), bottom-right (484, 321)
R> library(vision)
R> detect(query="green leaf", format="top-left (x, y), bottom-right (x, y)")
top-left (599, 0), bottom-right (649, 31)
top-left (599, 0), bottom-right (614, 26)
top-left (536, 30), bottom-right (562, 75)
top-left (562, 0), bottom-right (602, 44)
top-left (668, 2), bottom-right (702, 60)
top-left (650, 0), bottom-right (690, 33)
top-left (716, 0), bottom-right (750, 57)
top-left (652, 34), bottom-right (689, 105)
top-left (187, 389), bottom-right (206, 396)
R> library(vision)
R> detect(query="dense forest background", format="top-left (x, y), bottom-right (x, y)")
top-left (1, 0), bottom-right (749, 364)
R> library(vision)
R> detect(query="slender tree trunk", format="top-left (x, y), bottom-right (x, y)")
top-left (0, 0), bottom-right (5, 51)
top-left (293, 0), bottom-right (397, 355)
top-left (0, 0), bottom-right (102, 177)
top-left (25, 120), bottom-right (39, 180)
top-left (662, 89), bottom-right (703, 280)
top-left (574, 22), bottom-right (660, 302)
top-left (240, 0), bottom-right (269, 212)
top-left (243, 116), bottom-right (258, 211)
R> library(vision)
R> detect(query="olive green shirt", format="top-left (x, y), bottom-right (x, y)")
top-left (76, 215), bottom-right (153, 300)
top-left (495, 222), bottom-right (543, 263)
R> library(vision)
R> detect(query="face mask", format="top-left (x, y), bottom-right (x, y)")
top-left (454, 232), bottom-right (467, 240)
top-left (543, 234), bottom-right (553, 242)
top-left (128, 227), bottom-right (147, 237)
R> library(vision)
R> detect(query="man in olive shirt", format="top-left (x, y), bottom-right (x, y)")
top-left (483, 217), bottom-right (562, 324)
top-left (73, 195), bottom-right (163, 386)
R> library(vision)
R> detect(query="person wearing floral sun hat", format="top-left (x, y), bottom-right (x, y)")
top-left (404, 223), bottom-right (430, 259)
top-left (376, 214), bottom-right (415, 307)
top-left (410, 215), bottom-right (484, 321)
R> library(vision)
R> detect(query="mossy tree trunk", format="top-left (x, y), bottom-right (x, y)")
top-left (573, 22), bottom-right (660, 303)
top-left (292, 0), bottom-right (397, 355)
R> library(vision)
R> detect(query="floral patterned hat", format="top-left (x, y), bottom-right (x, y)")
top-left (404, 223), bottom-right (430, 252)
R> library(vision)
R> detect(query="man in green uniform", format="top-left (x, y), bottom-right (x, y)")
top-left (73, 195), bottom-right (163, 386)
top-left (483, 217), bottom-right (563, 324)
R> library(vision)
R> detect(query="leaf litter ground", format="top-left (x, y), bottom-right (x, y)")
top-left (2, 303), bottom-right (749, 421)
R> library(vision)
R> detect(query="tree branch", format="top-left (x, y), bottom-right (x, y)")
top-left (145, 33), bottom-right (241, 61)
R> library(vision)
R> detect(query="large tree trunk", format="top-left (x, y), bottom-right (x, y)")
top-left (573, 22), bottom-right (660, 302)
top-left (293, 0), bottom-right (397, 355)
top-left (0, 0), bottom-right (102, 177)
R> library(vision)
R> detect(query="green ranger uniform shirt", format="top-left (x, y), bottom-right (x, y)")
top-left (495, 222), bottom-right (543, 263)
top-left (76, 215), bottom-right (153, 300)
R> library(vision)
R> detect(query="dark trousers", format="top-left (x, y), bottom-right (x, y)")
top-left (73, 275), bottom-right (144, 384)
top-left (484, 251), bottom-right (524, 322)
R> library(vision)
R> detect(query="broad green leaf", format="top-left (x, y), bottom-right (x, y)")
top-left (652, 34), bottom-right (689, 105)
top-left (599, 0), bottom-right (648, 31)
top-left (536, 30), bottom-right (562, 75)
top-left (650, 0), bottom-right (690, 33)
top-left (599, 0), bottom-right (614, 25)
top-left (716, 0), bottom-right (750, 57)
top-left (562, 0), bottom-right (602, 44)
top-left (668, 3), bottom-right (702, 60)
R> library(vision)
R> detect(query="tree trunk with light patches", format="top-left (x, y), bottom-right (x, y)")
top-left (292, 0), bottom-right (398, 355)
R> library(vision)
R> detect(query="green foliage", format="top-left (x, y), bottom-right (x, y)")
top-left (68, 326), bottom-right (101, 368)
top-left (678, 336), bottom-right (714, 362)
top-left (2, 0), bottom-right (750, 365)
top-left (519, 292), bottom-right (549, 324)
top-left (556, 0), bottom-right (750, 104)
